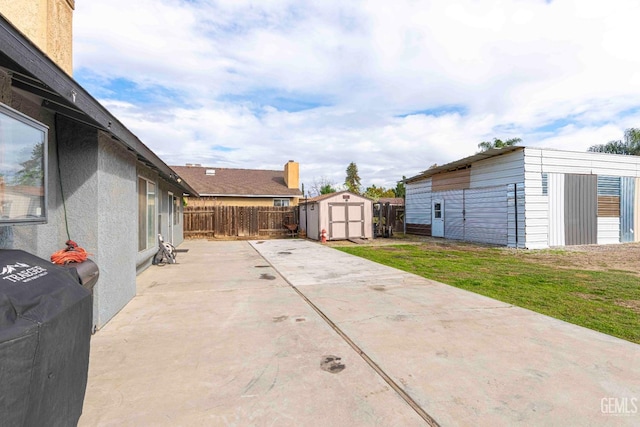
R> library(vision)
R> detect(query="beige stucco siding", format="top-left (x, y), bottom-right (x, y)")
top-left (0, 0), bottom-right (74, 75)
top-left (186, 196), bottom-right (300, 207)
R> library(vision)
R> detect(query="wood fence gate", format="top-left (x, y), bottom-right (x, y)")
top-left (184, 206), bottom-right (298, 238)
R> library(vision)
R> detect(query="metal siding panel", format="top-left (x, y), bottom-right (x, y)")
top-left (636, 178), bottom-right (640, 242)
top-left (597, 217), bottom-right (620, 244)
top-left (507, 183), bottom-right (525, 248)
top-left (470, 150), bottom-right (525, 188)
top-left (406, 180), bottom-right (431, 224)
top-left (548, 173), bottom-right (565, 246)
top-left (564, 175), bottom-right (597, 245)
top-left (442, 190), bottom-right (464, 240)
top-left (620, 177), bottom-right (635, 242)
top-left (597, 176), bottom-right (621, 196)
top-left (464, 186), bottom-right (508, 245)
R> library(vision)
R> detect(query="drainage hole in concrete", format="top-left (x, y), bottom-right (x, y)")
top-left (320, 355), bottom-right (346, 374)
top-left (255, 265), bottom-right (270, 268)
top-left (272, 315), bottom-right (288, 322)
top-left (260, 273), bottom-right (276, 280)
top-left (256, 241), bottom-right (265, 244)
top-left (278, 251), bottom-right (292, 255)
top-left (295, 317), bottom-right (306, 322)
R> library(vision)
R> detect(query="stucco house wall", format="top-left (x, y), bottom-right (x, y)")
top-left (0, 14), bottom-right (196, 330)
top-left (0, 0), bottom-right (74, 75)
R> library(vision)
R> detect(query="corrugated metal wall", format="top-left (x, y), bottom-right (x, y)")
top-left (636, 178), bottom-right (640, 242)
top-left (464, 186), bottom-right (508, 245)
top-left (441, 190), bottom-right (464, 240)
top-left (564, 174), bottom-right (597, 245)
top-left (432, 168), bottom-right (470, 192)
top-left (597, 176), bottom-right (621, 244)
top-left (548, 173), bottom-right (565, 246)
top-left (405, 178), bottom-right (431, 225)
top-left (620, 177), bottom-right (636, 242)
top-left (507, 183), bottom-right (525, 248)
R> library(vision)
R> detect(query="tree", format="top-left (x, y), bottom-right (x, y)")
top-left (344, 162), bottom-right (361, 194)
top-left (393, 176), bottom-right (406, 198)
top-left (320, 184), bottom-right (337, 195)
top-left (588, 128), bottom-right (640, 155)
top-left (477, 137), bottom-right (522, 152)
top-left (364, 185), bottom-right (395, 201)
top-left (309, 176), bottom-right (337, 197)
top-left (13, 142), bottom-right (44, 186)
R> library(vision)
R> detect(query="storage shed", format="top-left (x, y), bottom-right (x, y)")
top-left (300, 191), bottom-right (373, 241)
top-left (405, 146), bottom-right (640, 249)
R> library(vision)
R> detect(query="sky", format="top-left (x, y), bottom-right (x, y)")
top-left (73, 0), bottom-right (640, 194)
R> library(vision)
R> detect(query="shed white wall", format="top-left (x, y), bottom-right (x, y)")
top-left (469, 151), bottom-right (525, 247)
top-left (470, 149), bottom-right (525, 188)
top-left (636, 178), bottom-right (640, 242)
top-left (537, 149), bottom-right (640, 177)
top-left (405, 178), bottom-right (431, 225)
top-left (300, 203), bottom-right (320, 240)
top-left (547, 173), bottom-right (565, 247)
top-left (306, 193), bottom-right (373, 240)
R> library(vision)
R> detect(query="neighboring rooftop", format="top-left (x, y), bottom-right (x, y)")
top-left (172, 164), bottom-right (303, 197)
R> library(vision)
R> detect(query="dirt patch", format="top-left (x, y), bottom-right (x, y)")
top-left (616, 300), bottom-right (640, 313)
top-left (328, 234), bottom-right (640, 276)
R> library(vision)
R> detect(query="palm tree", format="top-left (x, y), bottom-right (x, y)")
top-left (477, 137), bottom-right (522, 152)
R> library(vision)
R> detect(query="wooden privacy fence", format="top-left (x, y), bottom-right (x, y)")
top-left (184, 206), bottom-right (298, 238)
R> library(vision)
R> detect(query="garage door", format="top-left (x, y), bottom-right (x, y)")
top-left (329, 203), bottom-right (365, 240)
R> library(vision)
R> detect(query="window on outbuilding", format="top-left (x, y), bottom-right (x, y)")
top-left (138, 177), bottom-right (156, 251)
top-left (274, 198), bottom-right (290, 207)
top-left (0, 103), bottom-right (47, 224)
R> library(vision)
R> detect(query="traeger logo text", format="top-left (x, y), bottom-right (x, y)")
top-left (1, 262), bottom-right (49, 283)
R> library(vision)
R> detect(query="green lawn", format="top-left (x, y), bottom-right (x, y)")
top-left (336, 244), bottom-right (640, 344)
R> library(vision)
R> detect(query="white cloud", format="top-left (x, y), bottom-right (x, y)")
top-left (74, 0), bottom-right (640, 189)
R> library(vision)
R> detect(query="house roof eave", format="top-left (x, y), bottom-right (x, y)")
top-left (0, 14), bottom-right (198, 197)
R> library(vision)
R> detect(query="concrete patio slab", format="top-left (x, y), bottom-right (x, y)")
top-left (252, 239), bottom-right (640, 426)
top-left (79, 240), bottom-right (425, 426)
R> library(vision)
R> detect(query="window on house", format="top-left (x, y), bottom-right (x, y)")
top-left (542, 173), bottom-right (548, 195)
top-left (274, 198), bottom-right (290, 207)
top-left (173, 196), bottom-right (180, 225)
top-left (0, 103), bottom-right (47, 224)
top-left (138, 177), bottom-right (156, 251)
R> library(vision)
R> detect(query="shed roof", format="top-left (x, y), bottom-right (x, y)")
top-left (171, 165), bottom-right (303, 197)
top-left (377, 197), bottom-right (404, 205)
top-left (0, 14), bottom-right (197, 196)
top-left (301, 191), bottom-right (373, 203)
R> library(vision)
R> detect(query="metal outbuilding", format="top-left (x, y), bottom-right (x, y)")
top-left (300, 191), bottom-right (373, 241)
top-left (405, 146), bottom-right (640, 249)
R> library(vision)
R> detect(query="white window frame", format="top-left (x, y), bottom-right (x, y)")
top-left (274, 198), bottom-right (290, 207)
top-left (138, 176), bottom-right (157, 251)
top-left (0, 103), bottom-right (48, 225)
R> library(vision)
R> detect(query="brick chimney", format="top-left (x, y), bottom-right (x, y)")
top-left (0, 0), bottom-right (75, 75)
top-left (283, 160), bottom-right (299, 190)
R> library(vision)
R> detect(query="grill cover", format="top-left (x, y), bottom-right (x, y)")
top-left (0, 249), bottom-right (92, 426)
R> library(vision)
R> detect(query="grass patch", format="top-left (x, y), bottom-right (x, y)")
top-left (337, 244), bottom-right (640, 344)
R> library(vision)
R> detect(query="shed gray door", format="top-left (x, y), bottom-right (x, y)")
top-left (328, 203), bottom-right (364, 239)
top-left (564, 174), bottom-right (597, 245)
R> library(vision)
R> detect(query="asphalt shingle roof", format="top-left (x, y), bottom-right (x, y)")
top-left (171, 165), bottom-right (302, 197)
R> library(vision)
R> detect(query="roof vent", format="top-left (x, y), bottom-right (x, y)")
top-left (205, 169), bottom-right (216, 176)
